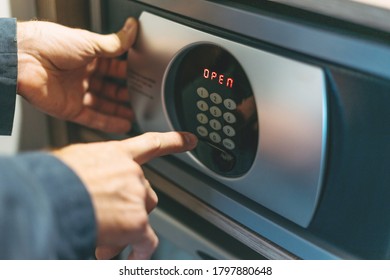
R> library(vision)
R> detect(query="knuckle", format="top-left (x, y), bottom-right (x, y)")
top-left (152, 235), bottom-right (159, 250)
top-left (132, 213), bottom-right (149, 233)
top-left (119, 211), bottom-right (148, 234)
top-left (117, 151), bottom-right (143, 174)
top-left (147, 186), bottom-right (158, 206)
top-left (143, 233), bottom-right (159, 252)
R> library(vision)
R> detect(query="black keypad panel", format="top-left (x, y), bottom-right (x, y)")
top-left (165, 44), bottom-right (258, 177)
top-left (195, 87), bottom-right (237, 150)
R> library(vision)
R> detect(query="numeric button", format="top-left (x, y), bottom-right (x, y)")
top-left (223, 138), bottom-right (236, 150)
top-left (209, 119), bottom-right (222, 130)
top-left (223, 112), bottom-right (237, 124)
top-left (223, 125), bottom-right (236, 137)
top-left (197, 113), bottom-right (208, 124)
top-left (197, 87), bottom-right (209, 98)
top-left (197, 100), bottom-right (209, 111)
top-left (210, 93), bottom-right (222, 104)
top-left (223, 99), bottom-right (237, 110)
top-left (210, 106), bottom-right (222, 118)
top-left (197, 126), bottom-right (208, 137)
top-left (209, 132), bottom-right (222, 143)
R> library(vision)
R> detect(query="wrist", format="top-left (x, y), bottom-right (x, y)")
top-left (16, 21), bottom-right (40, 99)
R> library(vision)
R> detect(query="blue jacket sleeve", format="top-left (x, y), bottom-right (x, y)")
top-left (0, 152), bottom-right (97, 259)
top-left (0, 18), bottom-right (96, 259)
top-left (0, 18), bottom-right (17, 135)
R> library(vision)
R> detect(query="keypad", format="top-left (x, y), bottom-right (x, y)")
top-left (195, 86), bottom-right (238, 151)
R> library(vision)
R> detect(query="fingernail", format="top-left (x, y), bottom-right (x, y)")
top-left (123, 18), bottom-right (136, 32)
top-left (184, 133), bottom-right (198, 147)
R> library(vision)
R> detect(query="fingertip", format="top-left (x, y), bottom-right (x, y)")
top-left (95, 246), bottom-right (122, 260)
top-left (118, 17), bottom-right (138, 51)
top-left (93, 18), bottom-right (138, 57)
top-left (182, 132), bottom-right (198, 149)
top-left (122, 17), bottom-right (138, 33)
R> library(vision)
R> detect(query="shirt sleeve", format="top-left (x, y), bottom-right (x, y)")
top-left (0, 152), bottom-right (97, 259)
top-left (0, 18), bottom-right (17, 135)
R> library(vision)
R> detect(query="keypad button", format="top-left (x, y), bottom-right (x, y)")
top-left (209, 132), bottom-right (222, 143)
top-left (223, 99), bottom-right (237, 110)
top-left (197, 87), bottom-right (209, 98)
top-left (223, 125), bottom-right (236, 137)
top-left (223, 138), bottom-right (236, 150)
top-left (196, 126), bottom-right (208, 137)
top-left (209, 119), bottom-right (222, 130)
top-left (210, 106), bottom-right (222, 117)
top-left (223, 112), bottom-right (237, 124)
top-left (197, 113), bottom-right (208, 124)
top-left (197, 100), bottom-right (209, 111)
top-left (210, 93), bottom-right (223, 104)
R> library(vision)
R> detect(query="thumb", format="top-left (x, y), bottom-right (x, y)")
top-left (91, 18), bottom-right (138, 57)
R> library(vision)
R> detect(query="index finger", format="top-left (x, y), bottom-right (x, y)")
top-left (120, 132), bottom-right (198, 164)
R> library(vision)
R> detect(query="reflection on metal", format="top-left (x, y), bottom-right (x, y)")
top-left (144, 166), bottom-right (299, 260)
top-left (135, 0), bottom-right (390, 81)
top-left (270, 0), bottom-right (390, 33)
top-left (150, 208), bottom-right (239, 260)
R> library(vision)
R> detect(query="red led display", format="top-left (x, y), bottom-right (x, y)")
top-left (203, 68), bottom-right (234, 88)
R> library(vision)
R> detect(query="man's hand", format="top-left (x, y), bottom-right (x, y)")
top-left (53, 131), bottom-right (198, 260)
top-left (17, 18), bottom-right (137, 133)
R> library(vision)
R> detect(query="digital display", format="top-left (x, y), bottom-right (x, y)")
top-left (203, 68), bottom-right (234, 88)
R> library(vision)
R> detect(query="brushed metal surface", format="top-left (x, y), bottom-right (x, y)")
top-left (145, 166), bottom-right (298, 260)
top-left (135, 0), bottom-right (390, 81)
top-left (271, 0), bottom-right (390, 33)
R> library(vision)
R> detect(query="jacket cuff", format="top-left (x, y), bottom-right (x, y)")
top-left (0, 18), bottom-right (17, 135)
top-left (16, 152), bottom-right (97, 259)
